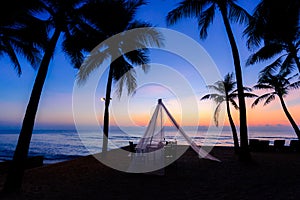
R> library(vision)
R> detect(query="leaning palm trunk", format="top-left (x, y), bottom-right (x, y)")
top-left (3, 29), bottom-right (61, 193)
top-left (226, 99), bottom-right (239, 154)
top-left (102, 65), bottom-right (114, 154)
top-left (278, 95), bottom-right (300, 139)
top-left (219, 6), bottom-right (250, 161)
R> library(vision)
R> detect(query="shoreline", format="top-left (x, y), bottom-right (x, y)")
top-left (1, 145), bottom-right (300, 199)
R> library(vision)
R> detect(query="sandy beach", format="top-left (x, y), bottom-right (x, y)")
top-left (1, 146), bottom-right (300, 200)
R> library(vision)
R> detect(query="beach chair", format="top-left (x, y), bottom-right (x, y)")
top-left (289, 140), bottom-right (300, 152)
top-left (259, 140), bottom-right (270, 152)
top-left (274, 140), bottom-right (285, 152)
top-left (249, 139), bottom-right (260, 152)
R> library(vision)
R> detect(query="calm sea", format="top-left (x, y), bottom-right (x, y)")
top-left (0, 128), bottom-right (297, 164)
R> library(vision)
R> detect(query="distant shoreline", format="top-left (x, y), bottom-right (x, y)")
top-left (0, 124), bottom-right (296, 132)
top-left (0, 128), bottom-right (298, 165)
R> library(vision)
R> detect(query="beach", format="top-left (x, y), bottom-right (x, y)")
top-left (1, 145), bottom-right (300, 200)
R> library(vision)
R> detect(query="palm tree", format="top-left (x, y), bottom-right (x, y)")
top-left (201, 73), bottom-right (257, 154)
top-left (252, 70), bottom-right (300, 139)
top-left (0, 0), bottom-right (46, 76)
top-left (166, 0), bottom-right (252, 160)
top-left (3, 0), bottom-right (96, 193)
top-left (244, 0), bottom-right (300, 74)
top-left (76, 0), bottom-right (164, 154)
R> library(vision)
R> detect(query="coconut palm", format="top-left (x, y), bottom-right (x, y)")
top-left (0, 0), bottom-right (46, 76)
top-left (244, 0), bottom-right (300, 74)
top-left (166, 0), bottom-right (252, 160)
top-left (3, 0), bottom-right (96, 193)
top-left (76, 0), bottom-right (164, 154)
top-left (201, 73), bottom-right (257, 154)
top-left (252, 70), bottom-right (300, 139)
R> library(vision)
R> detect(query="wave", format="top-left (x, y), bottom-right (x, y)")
top-left (0, 129), bottom-right (298, 164)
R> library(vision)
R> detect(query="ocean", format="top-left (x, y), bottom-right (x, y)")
top-left (0, 128), bottom-right (297, 164)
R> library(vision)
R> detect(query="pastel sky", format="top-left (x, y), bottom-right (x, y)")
top-left (0, 0), bottom-right (299, 130)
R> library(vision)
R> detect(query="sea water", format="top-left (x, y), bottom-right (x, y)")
top-left (0, 128), bottom-right (297, 164)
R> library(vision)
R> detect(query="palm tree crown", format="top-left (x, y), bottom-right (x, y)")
top-left (201, 73), bottom-right (240, 126)
top-left (75, 0), bottom-right (164, 153)
top-left (0, 0), bottom-right (47, 76)
top-left (252, 70), bottom-right (300, 139)
top-left (244, 0), bottom-right (300, 74)
top-left (252, 71), bottom-right (300, 107)
top-left (201, 73), bottom-right (256, 153)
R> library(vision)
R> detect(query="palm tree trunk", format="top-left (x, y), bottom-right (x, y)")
top-left (102, 66), bottom-right (114, 155)
top-left (226, 99), bottom-right (239, 154)
top-left (278, 95), bottom-right (300, 139)
top-left (3, 29), bottom-right (61, 193)
top-left (219, 5), bottom-right (251, 161)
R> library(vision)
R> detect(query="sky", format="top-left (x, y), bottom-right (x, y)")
top-left (0, 0), bottom-right (299, 131)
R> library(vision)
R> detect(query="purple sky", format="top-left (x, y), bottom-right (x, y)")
top-left (1, 0), bottom-right (299, 130)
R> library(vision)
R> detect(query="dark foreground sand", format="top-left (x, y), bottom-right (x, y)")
top-left (1, 146), bottom-right (300, 200)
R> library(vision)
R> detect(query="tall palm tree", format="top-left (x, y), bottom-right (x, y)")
top-left (252, 70), bottom-right (300, 139)
top-left (3, 0), bottom-right (95, 193)
top-left (166, 0), bottom-right (252, 160)
top-left (201, 73), bottom-right (257, 154)
top-left (0, 0), bottom-right (46, 76)
top-left (244, 0), bottom-right (300, 74)
top-left (76, 0), bottom-right (164, 154)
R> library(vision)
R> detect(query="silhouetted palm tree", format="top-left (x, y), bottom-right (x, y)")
top-left (166, 0), bottom-right (252, 160)
top-left (76, 0), bottom-right (164, 154)
top-left (201, 73), bottom-right (257, 154)
top-left (4, 0), bottom-right (95, 193)
top-left (244, 0), bottom-right (300, 74)
top-left (252, 70), bottom-right (300, 139)
top-left (0, 0), bottom-right (46, 76)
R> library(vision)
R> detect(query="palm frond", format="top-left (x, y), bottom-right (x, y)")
top-left (246, 43), bottom-right (285, 66)
top-left (213, 102), bottom-right (223, 127)
top-left (243, 92), bottom-right (258, 98)
top-left (288, 72), bottom-right (299, 79)
top-left (124, 49), bottom-right (150, 73)
top-left (207, 84), bottom-right (225, 94)
top-left (125, 0), bottom-right (147, 21)
top-left (115, 67), bottom-right (137, 98)
top-left (252, 83), bottom-right (273, 90)
top-left (111, 54), bottom-right (137, 98)
top-left (289, 80), bottom-right (300, 90)
top-left (228, 92), bottom-right (238, 99)
top-left (122, 26), bottom-right (165, 50)
top-left (259, 56), bottom-right (284, 76)
top-left (243, 16), bottom-right (263, 50)
top-left (232, 86), bottom-right (253, 94)
top-left (166, 0), bottom-right (210, 26)
top-left (229, 99), bottom-right (239, 110)
top-left (62, 34), bottom-right (85, 69)
top-left (4, 40), bottom-right (22, 76)
top-left (198, 4), bottom-right (215, 39)
top-left (251, 93), bottom-right (273, 108)
top-left (76, 47), bottom-right (110, 85)
top-left (200, 94), bottom-right (212, 100)
top-left (263, 94), bottom-right (276, 106)
top-left (228, 2), bottom-right (251, 25)
top-left (200, 93), bottom-right (224, 102)
top-left (280, 54), bottom-right (297, 74)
